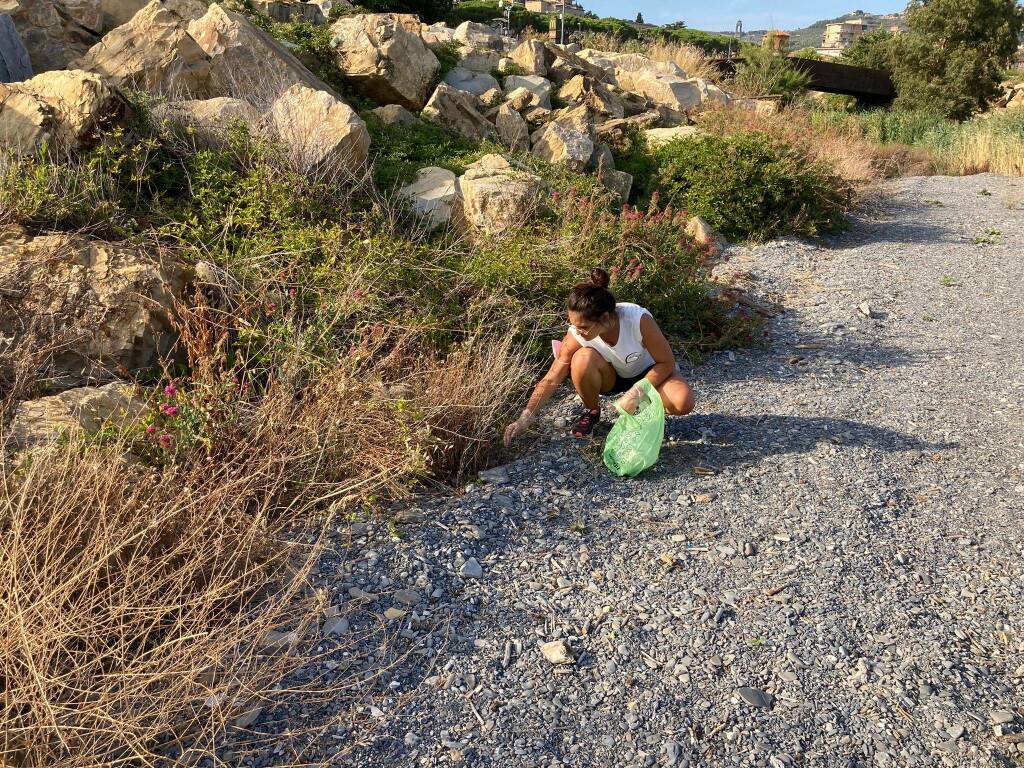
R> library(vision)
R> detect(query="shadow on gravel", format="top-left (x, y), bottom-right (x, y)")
top-left (684, 327), bottom-right (927, 386)
top-left (653, 413), bottom-right (956, 478)
top-left (835, 216), bottom-right (964, 247)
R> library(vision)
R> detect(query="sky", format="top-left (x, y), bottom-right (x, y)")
top-left (581, 0), bottom-right (906, 32)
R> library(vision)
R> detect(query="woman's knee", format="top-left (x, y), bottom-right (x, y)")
top-left (663, 378), bottom-right (695, 416)
top-left (570, 347), bottom-right (603, 375)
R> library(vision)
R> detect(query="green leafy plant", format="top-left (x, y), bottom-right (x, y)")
top-left (647, 132), bottom-right (849, 242)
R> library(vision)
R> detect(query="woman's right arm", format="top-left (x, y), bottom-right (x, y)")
top-left (503, 333), bottom-right (580, 446)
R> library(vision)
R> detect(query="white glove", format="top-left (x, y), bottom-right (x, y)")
top-left (503, 408), bottom-right (534, 447)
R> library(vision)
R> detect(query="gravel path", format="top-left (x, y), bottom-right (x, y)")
top-left (262, 175), bottom-right (1024, 768)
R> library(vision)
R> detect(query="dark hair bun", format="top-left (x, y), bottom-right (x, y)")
top-left (590, 268), bottom-right (610, 289)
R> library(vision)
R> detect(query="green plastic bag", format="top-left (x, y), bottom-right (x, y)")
top-left (603, 378), bottom-right (665, 477)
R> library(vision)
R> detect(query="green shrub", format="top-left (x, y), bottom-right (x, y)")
top-left (433, 39), bottom-right (462, 81)
top-left (731, 47), bottom-right (811, 102)
top-left (366, 117), bottom-right (494, 189)
top-left (652, 132), bottom-right (849, 242)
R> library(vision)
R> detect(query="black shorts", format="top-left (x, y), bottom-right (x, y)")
top-left (606, 365), bottom-right (655, 396)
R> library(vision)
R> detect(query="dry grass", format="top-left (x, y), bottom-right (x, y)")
top-left (937, 117), bottom-right (1024, 176)
top-left (696, 103), bottom-right (936, 184)
top-left (0, 270), bottom-right (534, 765)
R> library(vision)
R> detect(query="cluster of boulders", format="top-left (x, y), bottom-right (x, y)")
top-left (992, 79), bottom-right (1024, 111)
top-left (0, 0), bottom-right (731, 450)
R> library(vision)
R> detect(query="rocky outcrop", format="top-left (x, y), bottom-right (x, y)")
top-left (269, 83), bottom-right (369, 176)
top-left (7, 382), bottom-right (147, 451)
top-left (503, 74), bottom-right (551, 108)
top-left (400, 166), bottom-right (459, 230)
top-left (531, 121), bottom-right (592, 171)
top-left (72, 0), bottom-right (211, 94)
top-left (187, 3), bottom-right (335, 102)
top-left (3, 0), bottom-right (98, 73)
top-left (0, 69), bottom-right (121, 152)
top-left (495, 102), bottom-right (529, 153)
top-left (509, 38), bottom-right (546, 76)
top-left (0, 12), bottom-right (32, 82)
top-left (0, 229), bottom-right (190, 388)
top-left (421, 82), bottom-right (494, 142)
top-left (60, 0), bottom-right (102, 31)
top-left (458, 154), bottom-right (542, 236)
top-left (685, 214), bottom-right (722, 249)
top-left (443, 66), bottom-right (499, 98)
top-left (329, 13), bottom-right (438, 110)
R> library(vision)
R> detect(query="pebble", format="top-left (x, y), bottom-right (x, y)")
top-left (459, 558), bottom-right (483, 579)
top-left (737, 687), bottom-right (773, 709)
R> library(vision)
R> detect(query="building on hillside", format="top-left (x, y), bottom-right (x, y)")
top-left (525, 0), bottom-right (587, 17)
top-left (821, 17), bottom-right (880, 49)
top-left (761, 30), bottom-right (790, 51)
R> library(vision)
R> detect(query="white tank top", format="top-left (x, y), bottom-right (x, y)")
top-left (569, 302), bottom-right (656, 378)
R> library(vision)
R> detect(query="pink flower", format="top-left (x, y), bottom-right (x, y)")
top-left (158, 434), bottom-right (173, 449)
top-left (288, 287), bottom-right (297, 297)
top-left (145, 425), bottom-right (156, 435)
top-left (551, 190), bottom-right (560, 199)
top-left (266, 302), bottom-right (277, 312)
top-left (160, 404), bottom-right (178, 416)
top-left (164, 382), bottom-right (177, 397)
top-left (353, 289), bottom-right (366, 300)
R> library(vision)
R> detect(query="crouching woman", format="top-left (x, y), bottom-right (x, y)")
top-left (504, 268), bottom-right (695, 446)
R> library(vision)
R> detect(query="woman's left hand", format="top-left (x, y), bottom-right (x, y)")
top-left (615, 386), bottom-right (642, 415)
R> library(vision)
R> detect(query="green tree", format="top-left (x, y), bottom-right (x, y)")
top-left (841, 29), bottom-right (897, 69)
top-left (892, 0), bottom-right (1024, 119)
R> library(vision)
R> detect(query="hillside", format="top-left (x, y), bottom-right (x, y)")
top-left (786, 10), bottom-right (906, 49)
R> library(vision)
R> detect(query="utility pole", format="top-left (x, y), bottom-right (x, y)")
top-left (560, 0), bottom-right (566, 45)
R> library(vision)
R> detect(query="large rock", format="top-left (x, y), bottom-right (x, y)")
top-left (531, 121), bottom-right (592, 170)
top-left (452, 20), bottom-right (501, 50)
top-left (619, 70), bottom-right (702, 113)
top-left (0, 229), bottom-right (190, 388)
top-left (421, 82), bottom-right (494, 142)
top-left (457, 47), bottom-right (500, 74)
top-left (503, 74), bottom-right (551, 108)
top-left (187, 3), bottom-right (336, 103)
top-left (269, 83), bottom-right (369, 177)
top-left (419, 21), bottom-right (454, 48)
top-left (329, 13), bottom-right (438, 110)
top-left (7, 382), bottom-right (147, 451)
top-left (578, 49), bottom-right (685, 80)
top-left (400, 166), bottom-right (459, 230)
top-left (2, 0), bottom-right (98, 72)
top-left (504, 85), bottom-right (544, 111)
top-left (443, 66), bottom-right (499, 98)
top-left (557, 74), bottom-right (623, 119)
top-left (159, 95), bottom-right (256, 147)
top-left (495, 102), bottom-right (528, 153)
top-left (0, 69), bottom-right (120, 152)
top-left (644, 125), bottom-right (702, 147)
top-left (72, 0), bottom-right (211, 94)
top-left (0, 13), bottom-right (32, 82)
top-left (541, 42), bottom-right (606, 84)
top-left (60, 0), bottom-right (102, 31)
top-left (371, 102), bottom-right (417, 126)
top-left (458, 154), bottom-right (542, 236)
top-left (548, 102), bottom-right (595, 137)
top-left (509, 38), bottom-right (546, 76)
